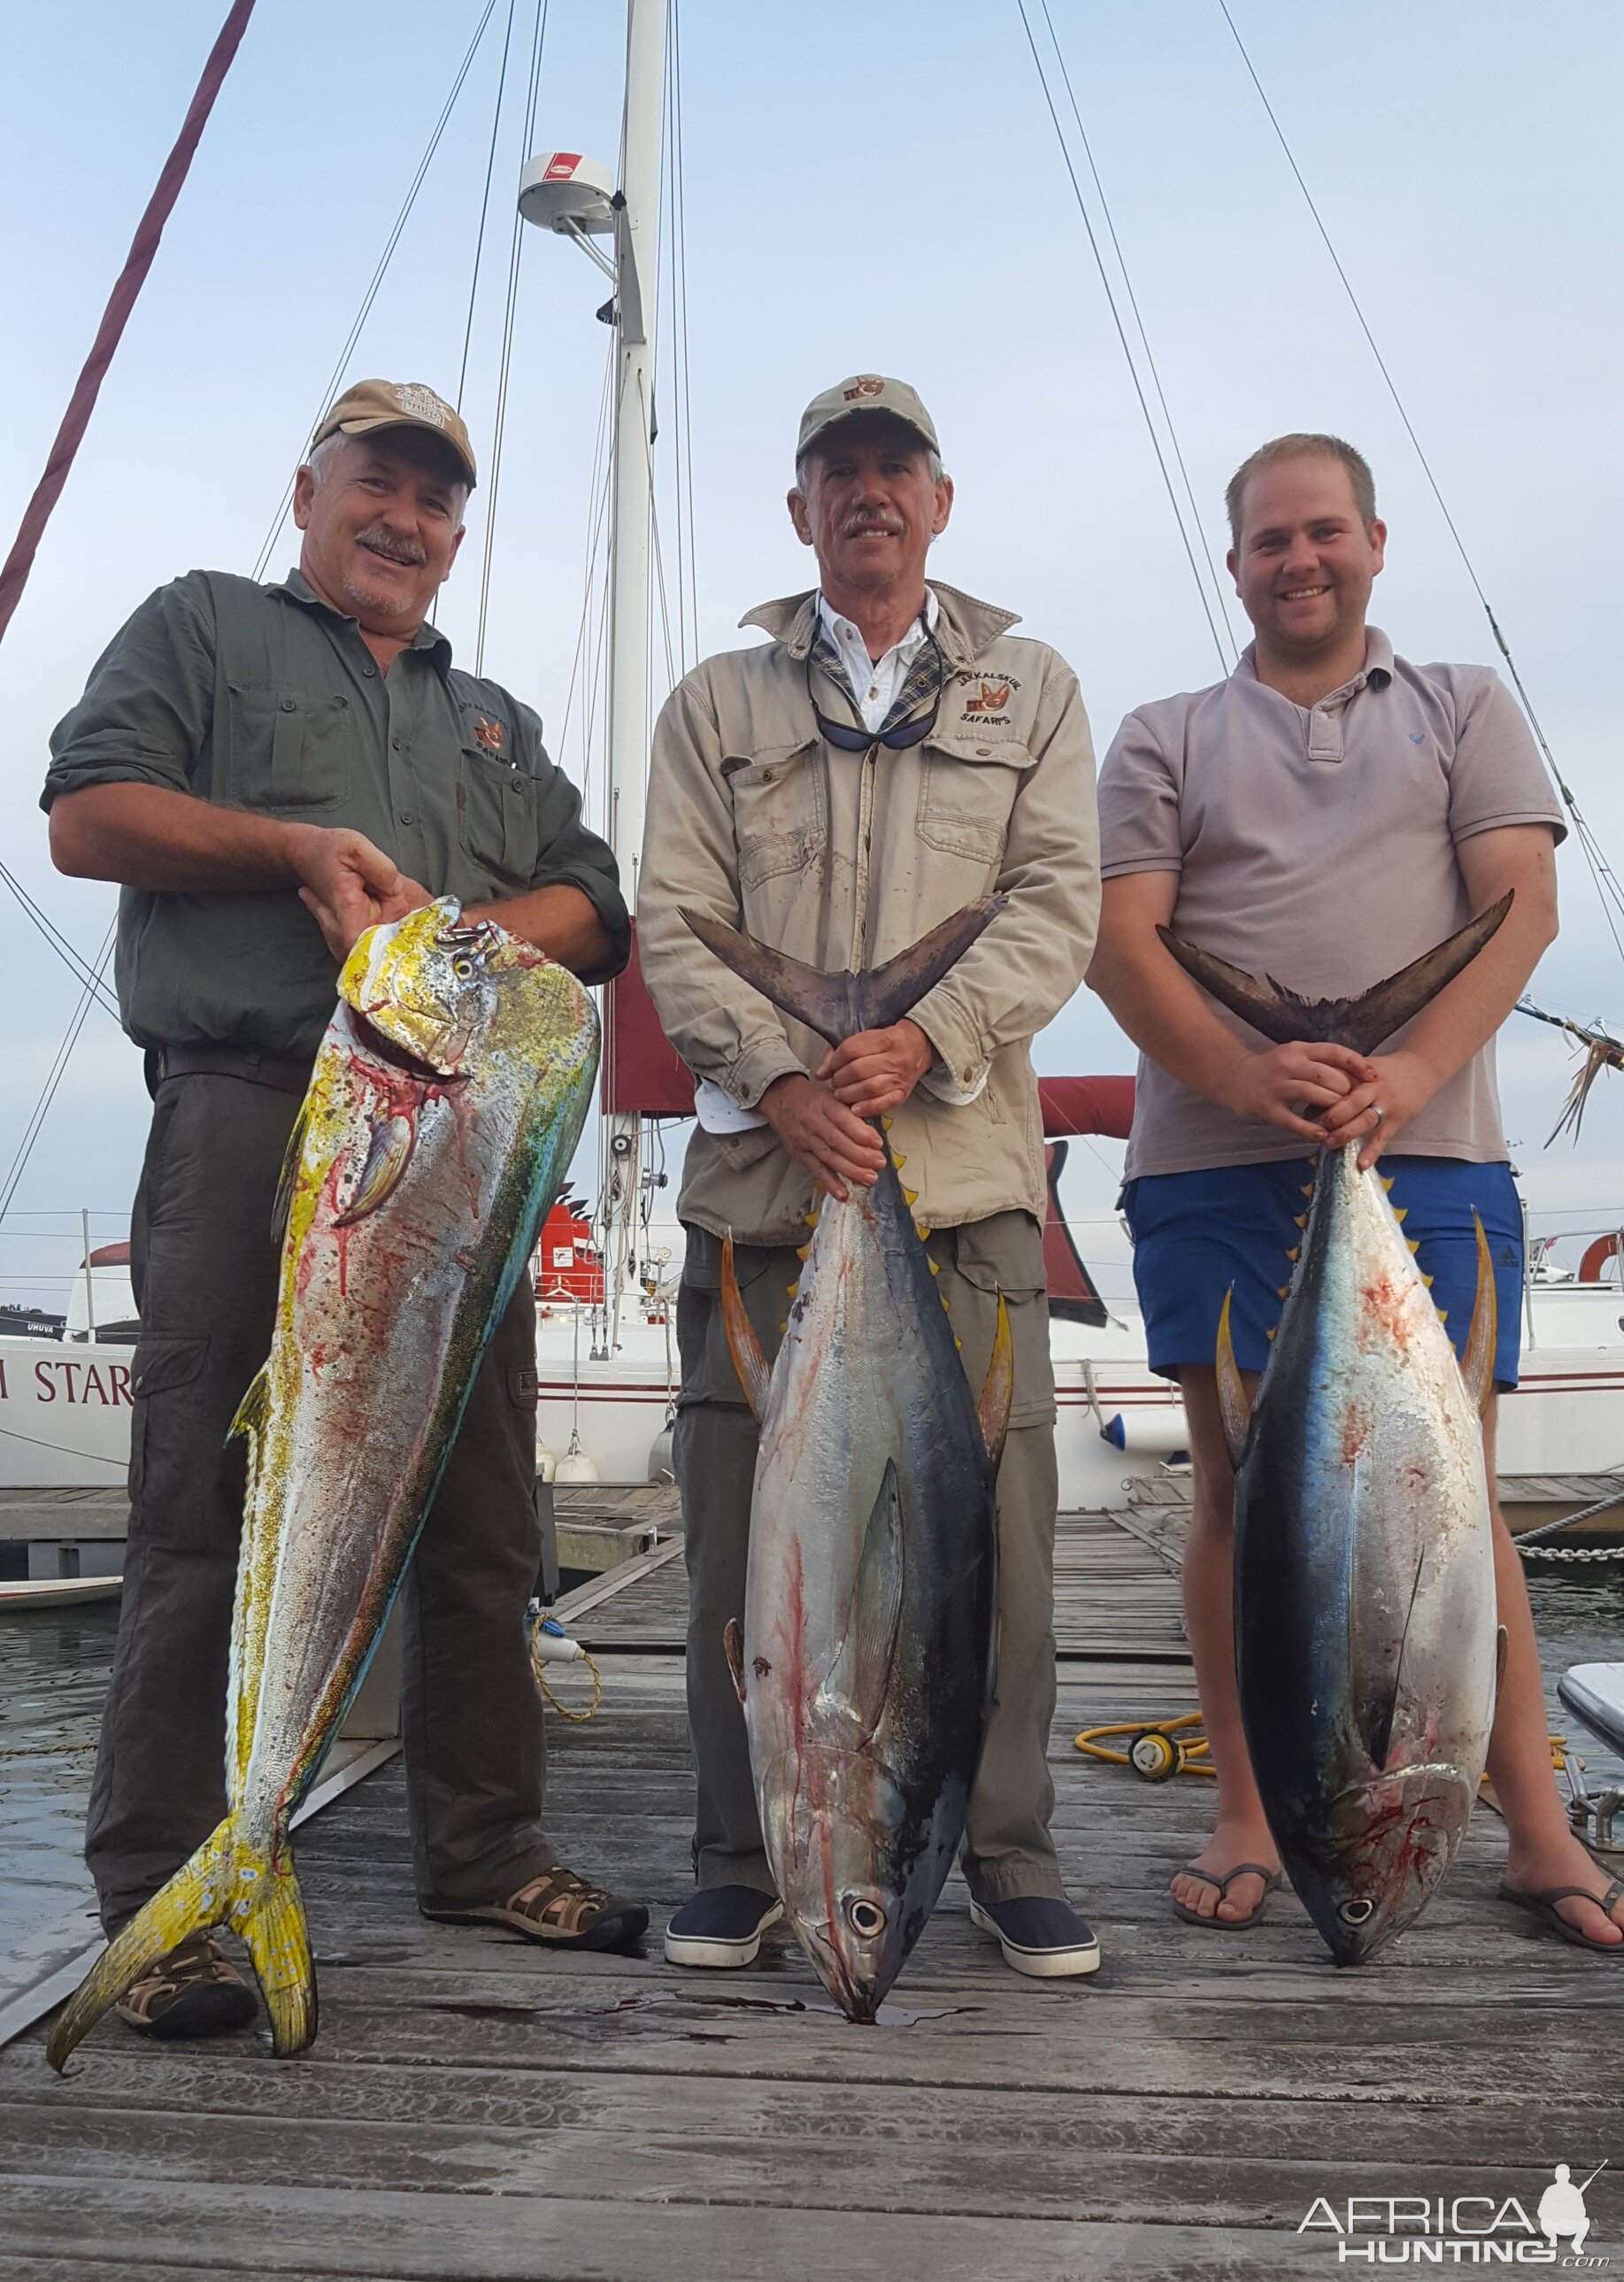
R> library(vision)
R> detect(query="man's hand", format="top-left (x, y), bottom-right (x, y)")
top-left (815, 1019), bottom-right (935, 1118)
top-left (758, 1072), bottom-right (885, 1202)
top-left (289, 823), bottom-right (431, 962)
top-left (1316, 1047), bottom-right (1441, 1170)
top-left (1219, 1040), bottom-right (1376, 1144)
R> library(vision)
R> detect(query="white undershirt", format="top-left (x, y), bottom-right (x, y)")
top-left (816, 586), bottom-right (939, 733)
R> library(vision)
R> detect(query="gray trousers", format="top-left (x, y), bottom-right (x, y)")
top-left (85, 1061), bottom-right (552, 1933)
top-left (673, 1209), bottom-right (1063, 1907)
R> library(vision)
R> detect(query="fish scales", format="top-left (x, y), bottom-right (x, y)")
top-left (50, 898), bottom-right (597, 2067)
top-left (1236, 1141), bottom-right (1497, 1962)
top-left (744, 1146), bottom-right (997, 2016)
top-left (681, 896), bottom-right (1012, 2023)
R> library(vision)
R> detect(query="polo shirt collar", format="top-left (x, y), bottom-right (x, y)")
top-left (271, 566), bottom-right (453, 669)
top-left (1235, 624), bottom-right (1395, 698)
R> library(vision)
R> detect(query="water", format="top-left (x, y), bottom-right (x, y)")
top-left (0, 1575), bottom-right (1619, 1964)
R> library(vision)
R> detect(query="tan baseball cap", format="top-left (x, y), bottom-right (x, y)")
top-left (796, 374), bottom-right (940, 463)
top-left (312, 379), bottom-right (478, 489)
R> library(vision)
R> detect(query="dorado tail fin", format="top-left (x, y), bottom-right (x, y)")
top-left (1158, 894), bottom-right (1512, 1057)
top-left (679, 899), bottom-right (1005, 1046)
top-left (47, 1817), bottom-right (315, 2072)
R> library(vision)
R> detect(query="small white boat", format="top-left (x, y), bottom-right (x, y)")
top-left (0, 1575), bottom-right (121, 1611)
top-left (1559, 1663), bottom-right (1624, 1758)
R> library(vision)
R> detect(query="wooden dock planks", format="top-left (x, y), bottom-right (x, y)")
top-left (3, 1638), bottom-right (1620, 2278)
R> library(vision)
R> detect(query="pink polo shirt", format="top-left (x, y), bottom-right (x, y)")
top-left (1097, 629), bottom-right (1566, 1181)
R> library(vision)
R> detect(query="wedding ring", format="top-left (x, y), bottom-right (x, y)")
top-left (1371, 1105), bottom-right (1385, 1126)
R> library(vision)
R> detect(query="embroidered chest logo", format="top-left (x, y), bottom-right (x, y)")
top-left (843, 376), bottom-right (885, 401)
top-left (474, 717), bottom-right (505, 754)
top-left (964, 681), bottom-right (1012, 715)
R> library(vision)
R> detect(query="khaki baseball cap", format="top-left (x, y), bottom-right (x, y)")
top-left (796, 374), bottom-right (940, 462)
top-left (312, 379), bottom-right (478, 489)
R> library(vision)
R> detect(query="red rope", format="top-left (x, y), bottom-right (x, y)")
top-left (0, 0), bottom-right (260, 645)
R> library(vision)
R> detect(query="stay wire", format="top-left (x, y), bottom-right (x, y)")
top-left (473, 0), bottom-right (551, 675)
top-left (1014, 0), bottom-right (1231, 674)
top-left (457, 0), bottom-right (522, 412)
top-left (0, 864), bottom-right (119, 1018)
top-left (0, 922), bottom-right (117, 1226)
top-left (1216, 0), bottom-right (1624, 960)
top-left (250, 0), bottom-right (502, 582)
top-left (1038, 0), bottom-right (1238, 664)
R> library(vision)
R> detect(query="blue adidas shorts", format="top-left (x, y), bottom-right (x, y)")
top-left (1121, 1154), bottom-right (1524, 1391)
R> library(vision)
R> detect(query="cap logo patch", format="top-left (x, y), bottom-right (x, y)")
top-left (964, 681), bottom-right (1012, 715)
top-left (393, 382), bottom-right (450, 428)
top-left (843, 376), bottom-right (886, 402)
top-left (474, 717), bottom-right (505, 753)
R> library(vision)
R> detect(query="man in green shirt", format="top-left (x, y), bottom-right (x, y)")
top-left (43, 378), bottom-right (643, 2041)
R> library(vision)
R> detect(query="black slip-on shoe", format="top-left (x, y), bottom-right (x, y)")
top-left (664, 1885), bottom-right (784, 1969)
top-left (970, 1894), bottom-right (1101, 1978)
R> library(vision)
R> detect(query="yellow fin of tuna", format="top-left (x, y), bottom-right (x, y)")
top-left (1215, 1288), bottom-right (1253, 1468)
top-left (903, 1186), bottom-right (919, 1206)
top-left (914, 1223), bottom-right (931, 1241)
top-left (270, 1096), bottom-right (312, 1246)
top-left (1459, 1210), bottom-right (1498, 1415)
top-left (334, 1111), bottom-right (416, 1227)
top-left (720, 1236), bottom-right (772, 1423)
top-left (722, 1617), bottom-right (747, 1708)
top-left (978, 1294), bottom-right (1015, 1464)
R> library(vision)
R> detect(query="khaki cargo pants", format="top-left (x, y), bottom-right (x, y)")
top-left (85, 1058), bottom-right (553, 1933)
top-left (673, 1208), bottom-right (1064, 1907)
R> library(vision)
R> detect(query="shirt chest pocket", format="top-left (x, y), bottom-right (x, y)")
top-left (458, 745), bottom-right (542, 890)
top-left (228, 687), bottom-right (353, 811)
top-left (917, 737), bottom-right (1029, 863)
top-left (724, 740), bottom-right (826, 890)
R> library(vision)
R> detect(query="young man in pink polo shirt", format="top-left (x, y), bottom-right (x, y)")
top-left (1089, 433), bottom-right (1622, 1953)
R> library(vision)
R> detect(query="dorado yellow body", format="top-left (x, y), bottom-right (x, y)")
top-left (50, 900), bottom-right (597, 2068)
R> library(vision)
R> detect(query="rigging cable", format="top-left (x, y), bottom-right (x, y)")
top-left (0, 0), bottom-right (261, 646)
top-left (0, 864), bottom-right (119, 1020)
top-left (1216, 0), bottom-right (1624, 966)
top-left (456, 0), bottom-right (522, 412)
top-left (1037, 0), bottom-right (1239, 662)
top-left (1013, 0), bottom-right (1233, 674)
top-left (0, 923), bottom-right (118, 1226)
top-left (250, 0), bottom-right (504, 583)
top-left (473, 0), bottom-right (553, 675)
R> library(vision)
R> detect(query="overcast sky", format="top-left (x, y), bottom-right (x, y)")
top-left (1, 0), bottom-right (1620, 1313)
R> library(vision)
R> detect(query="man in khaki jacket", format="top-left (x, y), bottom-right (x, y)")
top-left (638, 375), bottom-right (1102, 1978)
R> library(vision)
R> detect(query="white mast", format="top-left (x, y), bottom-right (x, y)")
top-left (519, 0), bottom-right (669, 1356)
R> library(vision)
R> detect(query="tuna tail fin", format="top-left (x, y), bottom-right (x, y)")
top-left (1459, 1210), bottom-right (1498, 1415)
top-left (1158, 894), bottom-right (1512, 1057)
top-left (47, 1816), bottom-right (315, 2073)
top-left (679, 899), bottom-right (1005, 1047)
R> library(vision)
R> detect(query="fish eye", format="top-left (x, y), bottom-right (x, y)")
top-left (844, 1896), bottom-right (887, 1939)
top-left (452, 956), bottom-right (475, 979)
top-left (1338, 1897), bottom-right (1376, 1926)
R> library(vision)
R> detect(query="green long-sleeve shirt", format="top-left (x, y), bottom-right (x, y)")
top-left (42, 567), bottom-right (629, 1058)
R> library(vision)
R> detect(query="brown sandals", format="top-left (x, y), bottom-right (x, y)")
top-left (1500, 1875), bottom-right (1624, 1953)
top-left (425, 1863), bottom-right (649, 1953)
top-left (1172, 1861), bottom-right (1282, 1931)
top-left (115, 1930), bottom-right (259, 2040)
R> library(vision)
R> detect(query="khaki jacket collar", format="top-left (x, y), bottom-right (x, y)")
top-left (738, 580), bottom-right (1020, 672)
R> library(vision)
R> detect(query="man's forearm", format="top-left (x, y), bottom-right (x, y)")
top-left (1390, 878), bottom-right (1558, 1091)
top-left (1088, 930), bottom-right (1251, 1108)
top-left (49, 783), bottom-right (307, 892)
top-left (467, 882), bottom-right (612, 977)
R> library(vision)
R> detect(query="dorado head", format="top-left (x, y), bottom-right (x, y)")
top-left (339, 899), bottom-right (511, 1076)
top-left (1289, 1764), bottom-right (1474, 1966)
top-left (763, 1746), bottom-right (937, 2022)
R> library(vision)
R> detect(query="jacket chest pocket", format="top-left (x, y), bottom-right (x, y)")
top-left (458, 746), bottom-right (542, 890)
top-left (229, 687), bottom-right (353, 811)
top-left (725, 742), bottom-right (826, 889)
top-left (917, 738), bottom-right (1029, 864)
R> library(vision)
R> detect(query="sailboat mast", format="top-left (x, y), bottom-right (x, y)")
top-left (601, 0), bottom-right (668, 1349)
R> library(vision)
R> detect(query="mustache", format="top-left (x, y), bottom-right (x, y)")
top-left (354, 525), bottom-right (427, 568)
top-left (843, 515), bottom-right (903, 538)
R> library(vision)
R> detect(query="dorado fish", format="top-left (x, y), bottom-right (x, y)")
top-left (50, 898), bottom-right (597, 2068)
top-left (1162, 897), bottom-right (1511, 1964)
top-left (681, 901), bottom-right (1012, 2022)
